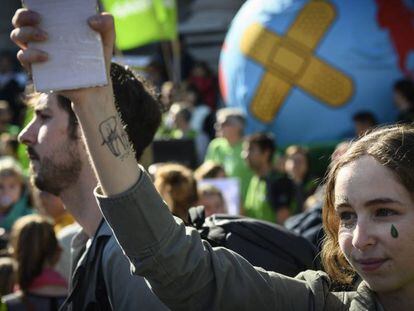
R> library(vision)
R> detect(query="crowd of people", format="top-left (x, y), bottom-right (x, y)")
top-left (0, 6), bottom-right (412, 311)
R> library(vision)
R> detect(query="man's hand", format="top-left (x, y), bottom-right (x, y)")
top-left (11, 9), bottom-right (48, 69)
top-left (10, 8), bottom-right (115, 103)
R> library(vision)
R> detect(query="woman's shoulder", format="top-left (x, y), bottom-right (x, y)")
top-left (294, 270), bottom-right (379, 310)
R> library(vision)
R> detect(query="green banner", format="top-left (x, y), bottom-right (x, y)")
top-left (101, 0), bottom-right (177, 50)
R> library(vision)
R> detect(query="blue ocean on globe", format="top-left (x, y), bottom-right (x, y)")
top-left (219, 0), bottom-right (414, 146)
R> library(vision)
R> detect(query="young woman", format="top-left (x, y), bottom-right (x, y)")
top-left (0, 157), bottom-right (32, 232)
top-left (153, 163), bottom-right (198, 223)
top-left (2, 215), bottom-right (67, 310)
top-left (95, 125), bottom-right (414, 311)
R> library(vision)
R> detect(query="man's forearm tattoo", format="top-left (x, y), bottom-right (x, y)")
top-left (99, 116), bottom-right (132, 160)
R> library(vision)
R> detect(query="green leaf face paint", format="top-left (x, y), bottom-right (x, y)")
top-left (391, 224), bottom-right (399, 239)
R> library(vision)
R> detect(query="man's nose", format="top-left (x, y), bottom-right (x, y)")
top-left (352, 220), bottom-right (376, 251)
top-left (18, 120), bottom-right (37, 146)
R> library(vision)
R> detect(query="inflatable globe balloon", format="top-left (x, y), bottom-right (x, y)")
top-left (219, 0), bottom-right (414, 146)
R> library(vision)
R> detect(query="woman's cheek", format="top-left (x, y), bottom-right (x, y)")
top-left (10, 188), bottom-right (21, 204)
top-left (338, 230), bottom-right (353, 259)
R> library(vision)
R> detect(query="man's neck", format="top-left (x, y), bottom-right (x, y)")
top-left (180, 125), bottom-right (190, 134)
top-left (226, 136), bottom-right (242, 147)
top-left (289, 173), bottom-right (305, 184)
top-left (256, 162), bottom-right (272, 178)
top-left (59, 165), bottom-right (102, 237)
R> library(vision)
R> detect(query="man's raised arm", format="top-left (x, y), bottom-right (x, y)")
top-left (65, 15), bottom-right (141, 196)
top-left (11, 10), bottom-right (141, 195)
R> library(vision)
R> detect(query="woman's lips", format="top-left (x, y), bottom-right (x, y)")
top-left (355, 258), bottom-right (388, 272)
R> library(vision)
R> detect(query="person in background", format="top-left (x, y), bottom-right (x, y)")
top-left (352, 111), bottom-right (378, 137)
top-left (160, 81), bottom-right (175, 112)
top-left (145, 60), bottom-right (166, 92)
top-left (156, 82), bottom-right (177, 139)
top-left (188, 61), bottom-right (217, 111)
top-left (169, 103), bottom-right (209, 163)
top-left (0, 101), bottom-right (14, 135)
top-left (0, 157), bottom-right (32, 233)
top-left (31, 187), bottom-right (77, 283)
top-left (0, 134), bottom-right (19, 160)
top-left (205, 108), bottom-right (253, 201)
top-left (242, 133), bottom-right (293, 224)
top-left (198, 184), bottom-right (227, 217)
top-left (0, 51), bottom-right (26, 126)
top-left (285, 141), bottom-right (352, 252)
top-left (32, 188), bottom-right (74, 234)
top-left (194, 161), bottom-right (226, 180)
top-left (393, 78), bottom-right (414, 123)
top-left (154, 163), bottom-right (198, 224)
top-left (169, 103), bottom-right (194, 139)
top-left (32, 188), bottom-right (76, 283)
top-left (0, 257), bottom-right (15, 297)
top-left (182, 84), bottom-right (213, 140)
top-left (3, 215), bottom-right (67, 310)
top-left (284, 145), bottom-right (318, 215)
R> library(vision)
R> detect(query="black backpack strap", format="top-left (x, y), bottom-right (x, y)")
top-left (188, 206), bottom-right (206, 230)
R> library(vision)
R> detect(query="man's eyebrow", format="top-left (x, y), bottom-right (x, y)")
top-left (364, 198), bottom-right (403, 207)
top-left (34, 106), bottom-right (51, 113)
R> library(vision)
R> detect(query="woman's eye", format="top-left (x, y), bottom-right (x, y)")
top-left (376, 208), bottom-right (397, 217)
top-left (339, 211), bottom-right (354, 220)
top-left (339, 211), bottom-right (357, 228)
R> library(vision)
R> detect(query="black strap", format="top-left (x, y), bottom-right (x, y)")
top-left (94, 235), bottom-right (111, 310)
top-left (188, 206), bottom-right (206, 230)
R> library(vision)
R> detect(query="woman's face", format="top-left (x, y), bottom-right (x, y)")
top-left (0, 175), bottom-right (22, 209)
top-left (285, 152), bottom-right (308, 180)
top-left (394, 90), bottom-right (411, 112)
top-left (335, 155), bottom-right (414, 293)
top-left (200, 193), bottom-right (226, 217)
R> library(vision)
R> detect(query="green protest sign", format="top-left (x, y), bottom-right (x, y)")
top-left (101, 0), bottom-right (177, 50)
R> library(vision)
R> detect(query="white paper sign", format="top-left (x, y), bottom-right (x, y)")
top-left (199, 178), bottom-right (241, 215)
top-left (23, 0), bottom-right (108, 92)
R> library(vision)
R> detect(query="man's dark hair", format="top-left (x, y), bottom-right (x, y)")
top-left (111, 62), bottom-right (162, 161)
top-left (57, 62), bottom-right (162, 161)
top-left (352, 111), bottom-right (377, 126)
top-left (246, 132), bottom-right (276, 163)
top-left (56, 95), bottom-right (78, 140)
top-left (183, 83), bottom-right (202, 106)
top-left (394, 78), bottom-right (414, 107)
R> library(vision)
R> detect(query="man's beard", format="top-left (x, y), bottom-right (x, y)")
top-left (247, 159), bottom-right (260, 172)
top-left (30, 146), bottom-right (82, 196)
